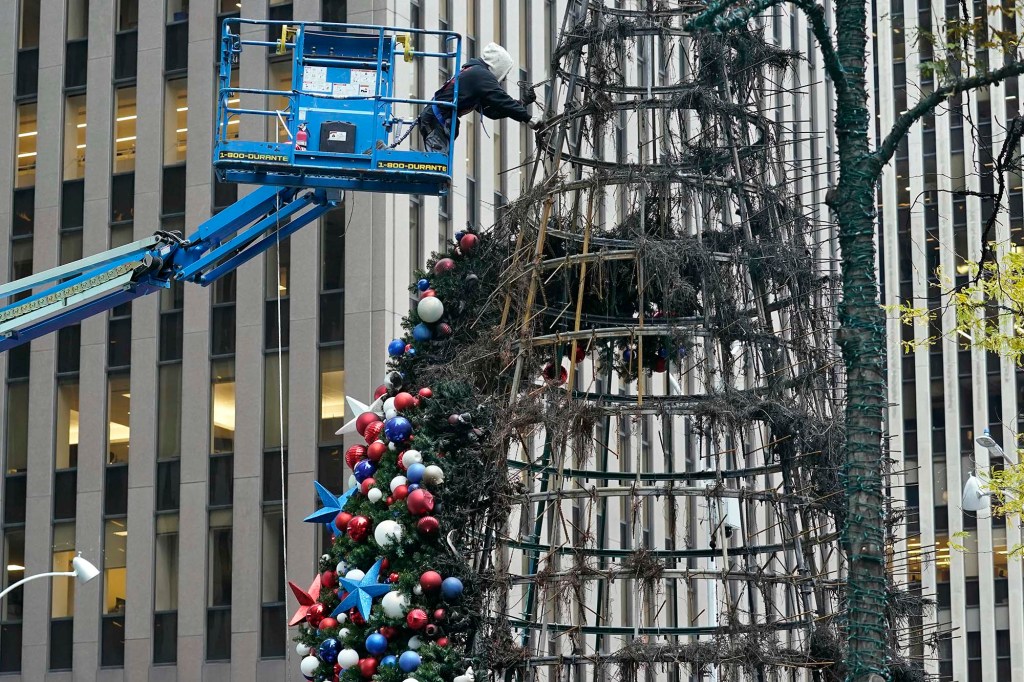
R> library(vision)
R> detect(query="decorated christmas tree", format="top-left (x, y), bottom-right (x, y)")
top-left (291, 231), bottom-right (505, 682)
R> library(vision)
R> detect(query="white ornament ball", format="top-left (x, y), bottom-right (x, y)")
top-left (382, 590), bottom-right (409, 618)
top-left (390, 476), bottom-right (408, 492)
top-left (417, 296), bottom-right (444, 323)
top-left (385, 408), bottom-right (398, 420)
top-left (321, 553), bottom-right (331, 563)
top-left (389, 442), bottom-right (398, 451)
top-left (335, 560), bottom-right (348, 575)
top-left (347, 474), bottom-right (357, 489)
top-left (423, 464), bottom-right (445, 485)
top-left (339, 627), bottom-right (350, 638)
top-left (413, 584), bottom-right (423, 596)
top-left (404, 679), bottom-right (420, 682)
top-left (296, 642), bottom-right (312, 656)
top-left (337, 648), bottom-right (360, 668)
top-left (368, 488), bottom-right (384, 503)
top-left (300, 655), bottom-right (321, 676)
top-left (374, 519), bottom-right (404, 547)
top-left (345, 569), bottom-right (365, 582)
top-left (383, 397), bottom-right (397, 413)
top-left (336, 614), bottom-right (347, 625)
top-left (408, 635), bottom-right (424, 650)
top-left (402, 450), bottom-right (423, 468)
top-left (454, 667), bottom-right (476, 682)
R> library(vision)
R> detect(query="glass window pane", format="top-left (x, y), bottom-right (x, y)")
top-left (261, 509), bottom-right (284, 603)
top-left (64, 95), bottom-right (87, 180)
top-left (114, 86), bottom-right (137, 173)
top-left (49, 618), bottom-right (73, 671)
top-left (2, 530), bottom-right (26, 621)
top-left (155, 460), bottom-right (180, 511)
top-left (3, 476), bottom-right (27, 525)
top-left (264, 299), bottom-right (290, 350)
top-left (60, 230), bottom-right (83, 265)
top-left (154, 515), bottom-right (179, 611)
top-left (206, 608), bottom-right (230, 660)
top-left (5, 383), bottom-right (30, 473)
top-left (107, 373), bottom-right (131, 464)
top-left (153, 612), bottom-right (177, 664)
top-left (319, 291), bottom-right (343, 343)
top-left (321, 206), bottom-right (345, 291)
top-left (104, 519), bottom-right (128, 614)
top-left (67, 0), bottom-right (88, 40)
top-left (264, 353), bottom-right (288, 450)
top-left (262, 450), bottom-right (287, 502)
top-left (211, 360), bottom-right (235, 454)
top-left (165, 78), bottom-right (188, 164)
top-left (16, 102), bottom-right (37, 188)
top-left (265, 237), bottom-right (290, 298)
top-left (319, 347), bottom-right (344, 442)
top-left (19, 0), bottom-right (41, 48)
top-left (208, 510), bottom-right (232, 607)
top-left (117, 0), bottom-right (137, 31)
top-left (209, 455), bottom-right (233, 507)
top-left (158, 365), bottom-right (182, 460)
top-left (56, 381), bottom-right (79, 470)
top-left (111, 173), bottom-right (135, 225)
top-left (51, 523), bottom-right (76, 618)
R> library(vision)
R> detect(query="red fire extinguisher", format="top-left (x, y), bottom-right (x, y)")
top-left (295, 122), bottom-right (308, 151)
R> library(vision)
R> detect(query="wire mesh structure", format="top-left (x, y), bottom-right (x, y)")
top-left (478, 2), bottom-right (861, 680)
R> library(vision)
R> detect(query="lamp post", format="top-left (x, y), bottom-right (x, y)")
top-left (962, 428), bottom-right (1018, 513)
top-left (0, 553), bottom-right (99, 602)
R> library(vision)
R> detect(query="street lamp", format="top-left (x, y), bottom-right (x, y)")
top-left (0, 553), bottom-right (99, 602)
top-left (961, 428), bottom-right (1018, 513)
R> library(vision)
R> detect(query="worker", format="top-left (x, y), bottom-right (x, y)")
top-left (418, 42), bottom-right (542, 153)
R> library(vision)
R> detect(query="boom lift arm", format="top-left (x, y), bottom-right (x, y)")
top-left (0, 185), bottom-right (336, 353)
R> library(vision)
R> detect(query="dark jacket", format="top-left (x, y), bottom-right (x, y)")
top-left (432, 58), bottom-right (532, 125)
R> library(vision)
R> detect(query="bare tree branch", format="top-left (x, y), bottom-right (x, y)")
top-left (875, 60), bottom-right (1024, 168)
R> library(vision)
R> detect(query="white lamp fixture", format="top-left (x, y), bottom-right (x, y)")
top-left (0, 552), bottom-right (99, 602)
top-left (961, 473), bottom-right (991, 513)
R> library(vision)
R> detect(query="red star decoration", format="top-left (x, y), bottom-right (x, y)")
top-left (288, 575), bottom-right (323, 626)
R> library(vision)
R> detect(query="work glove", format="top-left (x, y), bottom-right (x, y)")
top-left (521, 87), bottom-right (538, 106)
top-left (529, 113), bottom-right (544, 129)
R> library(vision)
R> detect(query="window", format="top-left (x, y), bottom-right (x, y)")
top-left (267, 60), bottom-right (293, 141)
top-left (101, 519), bottom-right (127, 666)
top-left (211, 272), bottom-right (236, 356)
top-left (167, 0), bottom-right (188, 21)
top-left (322, 0), bottom-right (346, 22)
top-left (207, 509), bottom-right (232, 661)
top-left (264, 354), bottom-right (289, 450)
top-left (57, 325), bottom-right (81, 374)
top-left (64, 95), bottom-right (87, 180)
top-left (67, 0), bottom-right (88, 40)
top-left (319, 347), bottom-right (344, 442)
top-left (16, 102), bottom-right (37, 188)
top-left (158, 365), bottom-right (182, 460)
top-left (260, 509), bottom-right (285, 658)
top-left (409, 196), bottom-right (422, 281)
top-left (19, 0), bottom-right (41, 49)
top-left (114, 87), bottom-right (137, 173)
top-left (165, 79), bottom-right (188, 164)
top-left (211, 360), bottom-right (235, 454)
top-left (117, 0), bottom-right (138, 31)
top-left (51, 523), bottom-right (76, 618)
top-left (55, 380), bottom-right (80, 470)
top-left (153, 514), bottom-right (178, 664)
top-left (111, 172), bottom-right (135, 225)
top-left (5, 383), bottom-right (30, 473)
top-left (162, 165), bottom-right (186, 217)
top-left (209, 455), bottom-right (233, 507)
top-left (107, 373), bottom-right (131, 464)
top-left (1, 530), bottom-right (25, 673)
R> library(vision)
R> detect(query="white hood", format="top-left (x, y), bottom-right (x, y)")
top-left (481, 43), bottom-right (515, 83)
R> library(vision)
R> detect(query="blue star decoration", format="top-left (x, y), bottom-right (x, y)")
top-left (331, 558), bottom-right (392, 620)
top-left (303, 481), bottom-right (357, 534)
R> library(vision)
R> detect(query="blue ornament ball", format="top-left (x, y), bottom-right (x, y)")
top-left (384, 416), bottom-right (414, 442)
top-left (381, 655), bottom-right (398, 667)
top-left (317, 637), bottom-right (340, 663)
top-left (407, 348), bottom-right (416, 356)
top-left (413, 323), bottom-right (433, 342)
top-left (622, 348), bottom-right (633, 361)
top-left (406, 462), bottom-right (425, 484)
top-left (365, 633), bottom-right (388, 656)
top-left (387, 338), bottom-right (406, 357)
top-left (417, 278), bottom-right (430, 292)
top-left (656, 347), bottom-right (668, 358)
top-left (441, 576), bottom-right (464, 600)
top-left (353, 459), bottom-right (377, 482)
top-left (408, 483), bottom-right (420, 492)
top-left (399, 651), bottom-right (422, 672)
top-left (455, 230), bottom-right (466, 242)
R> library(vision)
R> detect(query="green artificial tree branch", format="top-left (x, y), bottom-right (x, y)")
top-left (875, 59), bottom-right (1024, 168)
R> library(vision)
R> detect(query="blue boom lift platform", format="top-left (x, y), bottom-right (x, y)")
top-left (0, 20), bottom-right (462, 353)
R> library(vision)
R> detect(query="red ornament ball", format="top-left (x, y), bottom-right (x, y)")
top-left (574, 346), bottom-right (587, 363)
top-left (306, 602), bottom-right (326, 627)
top-left (416, 516), bottom-right (440, 536)
top-left (406, 608), bottom-right (429, 630)
top-left (542, 362), bottom-right (568, 384)
top-left (380, 625), bottom-right (397, 640)
top-left (349, 609), bottom-right (366, 626)
top-left (425, 623), bottom-right (439, 637)
top-left (418, 387), bottom-right (433, 399)
top-left (420, 571), bottom-right (443, 592)
top-left (318, 616), bottom-right (339, 630)
top-left (355, 412), bottom-right (381, 437)
top-left (386, 496), bottom-right (394, 505)
top-left (374, 384), bottom-right (389, 399)
top-left (394, 392), bottom-right (417, 411)
top-left (393, 485), bottom-right (409, 500)
top-left (347, 515), bottom-right (371, 542)
top-left (434, 258), bottom-right (456, 274)
top-left (437, 323), bottom-right (453, 338)
top-left (345, 444), bottom-right (366, 468)
top-left (366, 441), bottom-right (387, 463)
top-left (358, 658), bottom-right (378, 678)
top-left (388, 572), bottom-right (400, 584)
top-left (652, 357), bottom-right (667, 373)
top-left (334, 511), bottom-right (353, 532)
top-left (381, 558), bottom-right (389, 570)
top-left (433, 608), bottom-right (446, 621)
top-left (437, 637), bottom-right (449, 647)
top-left (459, 233), bottom-right (479, 252)
top-left (421, 288), bottom-right (436, 298)
top-left (321, 570), bottom-right (337, 589)
top-left (360, 477), bottom-right (377, 495)
top-left (407, 488), bottom-right (435, 515)
top-left (363, 421), bottom-right (384, 444)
